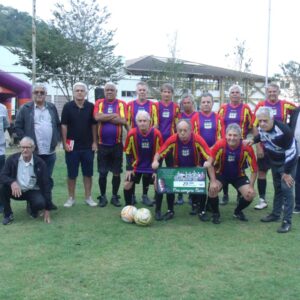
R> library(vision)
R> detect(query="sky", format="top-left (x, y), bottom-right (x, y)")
top-left (1, 0), bottom-right (300, 76)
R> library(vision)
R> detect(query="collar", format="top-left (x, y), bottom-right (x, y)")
top-left (19, 154), bottom-right (34, 166)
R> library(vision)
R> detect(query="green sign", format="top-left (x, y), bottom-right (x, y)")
top-left (157, 167), bottom-right (206, 194)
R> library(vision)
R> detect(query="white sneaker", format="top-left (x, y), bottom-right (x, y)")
top-left (64, 198), bottom-right (75, 207)
top-left (254, 198), bottom-right (268, 210)
top-left (85, 197), bottom-right (97, 207)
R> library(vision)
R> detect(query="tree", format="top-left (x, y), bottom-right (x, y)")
top-left (225, 38), bottom-right (253, 73)
top-left (279, 60), bottom-right (300, 102)
top-left (9, 0), bottom-right (122, 100)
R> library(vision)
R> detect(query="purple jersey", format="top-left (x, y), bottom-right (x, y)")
top-left (198, 112), bottom-right (218, 147)
top-left (177, 138), bottom-right (196, 167)
top-left (223, 143), bottom-right (242, 179)
top-left (223, 104), bottom-right (243, 127)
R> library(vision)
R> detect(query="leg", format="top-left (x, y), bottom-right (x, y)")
top-left (0, 154), bottom-right (5, 212)
top-left (124, 179), bottom-right (134, 206)
top-left (255, 157), bottom-right (270, 210)
top-left (294, 158), bottom-right (300, 212)
top-left (24, 190), bottom-right (47, 216)
top-left (141, 174), bottom-right (153, 206)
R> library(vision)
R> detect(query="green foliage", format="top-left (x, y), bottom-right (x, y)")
top-left (280, 60), bottom-right (300, 101)
top-left (7, 0), bottom-right (123, 100)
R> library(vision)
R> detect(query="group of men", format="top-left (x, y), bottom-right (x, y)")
top-left (0, 80), bottom-right (299, 234)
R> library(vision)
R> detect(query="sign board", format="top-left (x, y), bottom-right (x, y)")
top-left (157, 167), bottom-right (206, 194)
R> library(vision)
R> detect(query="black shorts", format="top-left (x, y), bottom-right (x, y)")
top-left (97, 143), bottom-right (123, 174)
top-left (128, 173), bottom-right (154, 184)
top-left (257, 156), bottom-right (271, 172)
top-left (217, 174), bottom-right (250, 190)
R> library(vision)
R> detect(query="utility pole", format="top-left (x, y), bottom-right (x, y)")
top-left (265, 0), bottom-right (272, 89)
top-left (32, 0), bottom-right (37, 85)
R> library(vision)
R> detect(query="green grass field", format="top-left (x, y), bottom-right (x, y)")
top-left (1, 149), bottom-right (300, 300)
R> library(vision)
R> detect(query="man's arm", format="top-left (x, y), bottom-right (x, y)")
top-left (92, 124), bottom-right (97, 151)
top-left (14, 106), bottom-right (25, 140)
top-left (61, 124), bottom-right (71, 152)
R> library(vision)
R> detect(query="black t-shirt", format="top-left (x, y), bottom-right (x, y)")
top-left (61, 100), bottom-right (97, 150)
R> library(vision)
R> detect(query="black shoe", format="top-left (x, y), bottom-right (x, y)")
top-left (98, 195), bottom-right (108, 207)
top-left (155, 211), bottom-right (163, 221)
top-left (111, 195), bottom-right (121, 207)
top-left (49, 202), bottom-right (58, 210)
top-left (30, 211), bottom-right (38, 219)
top-left (260, 214), bottom-right (280, 223)
top-left (189, 206), bottom-right (198, 215)
top-left (175, 195), bottom-right (184, 205)
top-left (2, 213), bottom-right (14, 225)
top-left (132, 195), bottom-right (137, 205)
top-left (142, 195), bottom-right (153, 207)
top-left (26, 202), bottom-right (32, 215)
top-left (220, 194), bottom-right (229, 206)
top-left (277, 221), bottom-right (291, 233)
top-left (163, 211), bottom-right (174, 221)
top-left (198, 211), bottom-right (210, 222)
top-left (233, 210), bottom-right (248, 222)
top-left (212, 213), bottom-right (221, 224)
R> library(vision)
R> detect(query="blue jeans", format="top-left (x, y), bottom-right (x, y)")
top-left (39, 153), bottom-right (56, 190)
top-left (295, 158), bottom-right (300, 210)
top-left (271, 164), bottom-right (296, 224)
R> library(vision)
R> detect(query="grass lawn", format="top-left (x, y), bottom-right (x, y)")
top-left (0, 148), bottom-right (300, 300)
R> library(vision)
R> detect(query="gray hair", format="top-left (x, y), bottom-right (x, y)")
top-left (229, 84), bottom-right (243, 94)
top-left (135, 110), bottom-right (151, 122)
top-left (136, 81), bottom-right (149, 90)
top-left (267, 83), bottom-right (280, 92)
top-left (20, 136), bottom-right (35, 147)
top-left (226, 123), bottom-right (242, 136)
top-left (256, 106), bottom-right (274, 120)
top-left (32, 83), bottom-right (47, 94)
top-left (181, 93), bottom-right (195, 103)
top-left (73, 82), bottom-right (87, 92)
top-left (200, 92), bottom-right (214, 102)
top-left (104, 82), bottom-right (117, 91)
top-left (160, 83), bottom-right (174, 93)
top-left (176, 119), bottom-right (192, 131)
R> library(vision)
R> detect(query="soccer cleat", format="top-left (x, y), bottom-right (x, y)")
top-left (64, 198), bottom-right (75, 208)
top-left (254, 198), bottom-right (268, 210)
top-left (260, 214), bottom-right (280, 222)
top-left (293, 208), bottom-right (300, 214)
top-left (2, 213), bottom-right (14, 225)
top-left (163, 211), bottom-right (174, 221)
top-left (111, 195), bottom-right (122, 207)
top-left (198, 211), bottom-right (210, 222)
top-left (212, 213), bottom-right (221, 224)
top-left (155, 211), bottom-right (163, 221)
top-left (220, 194), bottom-right (229, 206)
top-left (85, 197), bottom-right (97, 207)
top-left (277, 221), bottom-right (291, 233)
top-left (98, 195), bottom-right (108, 207)
top-left (141, 195), bottom-right (154, 207)
top-left (233, 210), bottom-right (248, 222)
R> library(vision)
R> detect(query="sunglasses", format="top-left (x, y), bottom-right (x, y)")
top-left (34, 91), bottom-right (45, 95)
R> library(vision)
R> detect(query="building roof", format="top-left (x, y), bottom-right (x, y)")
top-left (125, 55), bottom-right (265, 81)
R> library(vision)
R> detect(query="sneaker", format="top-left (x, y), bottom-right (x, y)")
top-left (85, 197), bottom-right (97, 207)
top-left (98, 195), bottom-right (108, 207)
top-left (163, 211), bottom-right (174, 221)
top-left (155, 211), bottom-right (163, 221)
top-left (254, 198), bottom-right (268, 210)
top-left (198, 211), bottom-right (210, 222)
top-left (277, 220), bottom-right (291, 233)
top-left (233, 210), bottom-right (248, 222)
top-left (49, 202), bottom-right (58, 210)
top-left (64, 198), bottom-right (75, 207)
top-left (30, 211), bottom-right (38, 219)
top-left (293, 208), bottom-right (300, 214)
top-left (212, 213), bottom-right (221, 224)
top-left (111, 195), bottom-right (121, 207)
top-left (141, 195), bottom-right (154, 207)
top-left (260, 214), bottom-right (280, 222)
top-left (175, 195), bottom-right (184, 205)
top-left (220, 194), bottom-right (229, 206)
top-left (2, 213), bottom-right (14, 225)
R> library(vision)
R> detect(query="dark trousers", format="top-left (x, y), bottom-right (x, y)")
top-left (38, 153), bottom-right (56, 190)
top-left (0, 185), bottom-right (46, 217)
top-left (295, 158), bottom-right (300, 210)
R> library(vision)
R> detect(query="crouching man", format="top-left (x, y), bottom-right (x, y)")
top-left (0, 137), bottom-right (51, 225)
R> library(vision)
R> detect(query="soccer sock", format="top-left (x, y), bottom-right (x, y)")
top-left (199, 194), bottom-right (207, 212)
top-left (99, 175), bottom-right (107, 196)
top-left (235, 197), bottom-right (251, 213)
top-left (124, 188), bottom-right (133, 206)
top-left (223, 183), bottom-right (228, 196)
top-left (142, 174), bottom-right (151, 195)
top-left (155, 192), bottom-right (163, 212)
top-left (167, 194), bottom-right (175, 212)
top-left (257, 179), bottom-right (267, 199)
top-left (208, 196), bottom-right (220, 214)
top-left (112, 175), bottom-right (121, 196)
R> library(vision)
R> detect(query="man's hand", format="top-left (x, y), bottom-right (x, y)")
top-left (125, 170), bottom-right (134, 181)
top-left (44, 210), bottom-right (51, 223)
top-left (152, 160), bottom-right (159, 170)
top-left (282, 173), bottom-right (294, 188)
top-left (64, 143), bottom-right (72, 152)
top-left (11, 181), bottom-right (22, 198)
top-left (209, 179), bottom-right (219, 195)
top-left (92, 142), bottom-right (98, 152)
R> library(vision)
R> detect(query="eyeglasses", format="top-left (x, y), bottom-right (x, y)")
top-left (20, 146), bottom-right (33, 150)
top-left (75, 89), bottom-right (85, 92)
top-left (34, 91), bottom-right (45, 95)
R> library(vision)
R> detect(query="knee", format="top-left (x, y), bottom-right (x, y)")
top-left (99, 172), bottom-right (108, 179)
top-left (258, 171), bottom-right (266, 179)
top-left (124, 181), bottom-right (133, 190)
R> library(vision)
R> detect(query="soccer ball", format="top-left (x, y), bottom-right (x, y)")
top-left (120, 205), bottom-right (137, 223)
top-left (134, 208), bottom-right (152, 226)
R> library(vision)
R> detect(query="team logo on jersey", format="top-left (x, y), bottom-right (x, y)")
top-left (138, 107), bottom-right (145, 112)
top-left (272, 108), bottom-right (277, 116)
top-left (162, 110), bottom-right (170, 118)
top-left (141, 140), bottom-right (150, 148)
top-left (107, 106), bottom-right (113, 113)
top-left (182, 148), bottom-right (190, 156)
top-left (227, 154), bottom-right (236, 162)
top-left (229, 111), bottom-right (237, 119)
top-left (204, 120), bottom-right (212, 129)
